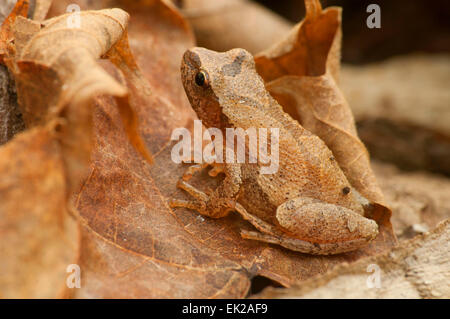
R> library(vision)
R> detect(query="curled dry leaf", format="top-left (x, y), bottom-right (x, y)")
top-left (0, 126), bottom-right (80, 298)
top-left (255, 219), bottom-right (450, 299)
top-left (0, 1), bottom-right (156, 298)
top-left (254, 0), bottom-right (395, 249)
top-left (7, 7), bottom-right (153, 193)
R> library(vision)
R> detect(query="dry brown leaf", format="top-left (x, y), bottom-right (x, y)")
top-left (36, 0), bottom-right (398, 298)
top-left (7, 7), bottom-right (153, 194)
top-left (0, 126), bottom-right (80, 298)
top-left (255, 0), bottom-right (341, 81)
top-left (255, 219), bottom-right (450, 298)
top-left (0, 2), bottom-right (160, 297)
top-left (253, 1), bottom-right (394, 251)
top-left (0, 3), bottom-right (79, 298)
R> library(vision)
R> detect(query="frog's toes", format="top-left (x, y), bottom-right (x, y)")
top-left (358, 218), bottom-right (379, 241)
top-left (176, 180), bottom-right (209, 202)
top-left (169, 198), bottom-right (207, 212)
top-left (208, 164), bottom-right (225, 177)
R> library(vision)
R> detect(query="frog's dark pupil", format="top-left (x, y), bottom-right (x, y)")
top-left (195, 71), bottom-right (206, 87)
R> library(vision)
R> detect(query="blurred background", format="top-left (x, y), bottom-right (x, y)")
top-left (256, 0), bottom-right (450, 64)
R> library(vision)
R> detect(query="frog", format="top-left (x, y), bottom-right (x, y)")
top-left (169, 47), bottom-right (378, 255)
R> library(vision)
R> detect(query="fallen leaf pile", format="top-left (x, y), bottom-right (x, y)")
top-left (0, 0), bottom-right (448, 298)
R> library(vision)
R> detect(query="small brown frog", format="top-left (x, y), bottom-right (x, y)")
top-left (170, 47), bottom-right (378, 255)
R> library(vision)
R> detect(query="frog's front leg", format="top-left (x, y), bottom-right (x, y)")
top-left (170, 163), bottom-right (242, 218)
top-left (242, 197), bottom-right (379, 255)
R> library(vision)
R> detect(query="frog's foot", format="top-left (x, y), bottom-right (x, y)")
top-left (235, 200), bottom-right (375, 255)
top-left (169, 174), bottom-right (209, 213)
top-left (208, 163), bottom-right (224, 177)
top-left (171, 179), bottom-right (232, 218)
top-left (182, 163), bottom-right (210, 181)
top-left (169, 179), bottom-right (209, 214)
top-left (181, 162), bottom-right (224, 181)
top-left (169, 198), bottom-right (206, 213)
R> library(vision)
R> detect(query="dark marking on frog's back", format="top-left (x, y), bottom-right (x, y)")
top-left (221, 54), bottom-right (245, 77)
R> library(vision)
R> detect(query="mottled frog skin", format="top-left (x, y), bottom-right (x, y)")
top-left (170, 47), bottom-right (378, 255)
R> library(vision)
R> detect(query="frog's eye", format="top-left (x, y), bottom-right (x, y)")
top-left (195, 70), bottom-right (209, 87)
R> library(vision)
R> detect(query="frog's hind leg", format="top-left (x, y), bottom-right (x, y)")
top-left (240, 230), bottom-right (349, 255)
top-left (232, 202), bottom-right (329, 254)
top-left (237, 198), bottom-right (378, 255)
top-left (233, 203), bottom-right (281, 236)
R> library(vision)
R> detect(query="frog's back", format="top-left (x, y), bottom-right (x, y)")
top-left (223, 99), bottom-right (363, 215)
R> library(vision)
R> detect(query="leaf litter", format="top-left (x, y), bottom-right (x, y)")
top-left (1, 0), bottom-right (446, 299)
